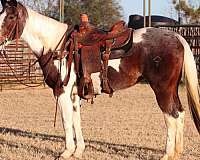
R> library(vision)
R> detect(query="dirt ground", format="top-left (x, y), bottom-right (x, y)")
top-left (0, 84), bottom-right (199, 160)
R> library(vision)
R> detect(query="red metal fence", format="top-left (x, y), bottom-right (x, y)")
top-left (0, 40), bottom-right (43, 89)
top-left (157, 25), bottom-right (200, 55)
top-left (157, 25), bottom-right (200, 75)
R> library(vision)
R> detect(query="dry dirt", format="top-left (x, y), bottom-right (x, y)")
top-left (0, 84), bottom-right (199, 160)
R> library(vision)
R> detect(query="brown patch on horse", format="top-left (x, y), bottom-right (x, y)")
top-left (141, 28), bottom-right (184, 117)
top-left (108, 28), bottom-right (185, 118)
top-left (1, 2), bottom-right (28, 41)
top-left (108, 45), bottom-right (144, 90)
top-left (38, 51), bottom-right (64, 96)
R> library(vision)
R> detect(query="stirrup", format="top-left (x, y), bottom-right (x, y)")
top-left (78, 77), bottom-right (95, 100)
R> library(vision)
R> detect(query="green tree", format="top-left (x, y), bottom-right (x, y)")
top-left (57, 0), bottom-right (123, 28)
top-left (20, 0), bottom-right (123, 29)
top-left (172, 0), bottom-right (200, 24)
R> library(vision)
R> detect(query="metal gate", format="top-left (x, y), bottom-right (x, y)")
top-left (0, 40), bottom-right (44, 89)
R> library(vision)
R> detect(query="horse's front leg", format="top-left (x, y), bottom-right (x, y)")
top-left (58, 87), bottom-right (75, 159)
top-left (71, 86), bottom-right (85, 158)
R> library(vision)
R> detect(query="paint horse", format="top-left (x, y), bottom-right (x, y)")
top-left (0, 1), bottom-right (200, 160)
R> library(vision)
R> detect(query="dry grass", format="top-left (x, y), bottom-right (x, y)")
top-left (0, 84), bottom-right (199, 160)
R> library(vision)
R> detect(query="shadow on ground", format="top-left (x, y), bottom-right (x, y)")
top-left (0, 127), bottom-right (163, 160)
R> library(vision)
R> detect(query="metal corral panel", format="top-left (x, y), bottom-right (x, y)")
top-left (0, 40), bottom-right (44, 88)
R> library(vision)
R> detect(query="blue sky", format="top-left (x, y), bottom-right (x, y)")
top-left (120, 0), bottom-right (178, 22)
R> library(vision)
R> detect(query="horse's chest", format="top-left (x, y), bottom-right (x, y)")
top-left (38, 54), bottom-right (64, 96)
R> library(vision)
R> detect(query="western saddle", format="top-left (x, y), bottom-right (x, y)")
top-left (68, 20), bottom-right (133, 100)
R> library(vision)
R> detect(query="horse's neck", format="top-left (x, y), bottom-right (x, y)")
top-left (21, 7), bottom-right (68, 57)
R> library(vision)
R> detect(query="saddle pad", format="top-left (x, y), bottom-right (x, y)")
top-left (81, 44), bottom-right (101, 74)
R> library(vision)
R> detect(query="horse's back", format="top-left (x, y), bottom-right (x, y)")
top-left (133, 27), bottom-right (182, 47)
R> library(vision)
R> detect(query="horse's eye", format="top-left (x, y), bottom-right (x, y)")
top-left (8, 15), bottom-right (15, 20)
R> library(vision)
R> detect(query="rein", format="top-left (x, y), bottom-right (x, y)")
top-left (50, 27), bottom-right (74, 127)
top-left (0, 48), bottom-right (53, 88)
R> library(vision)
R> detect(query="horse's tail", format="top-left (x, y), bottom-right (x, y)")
top-left (178, 34), bottom-right (200, 134)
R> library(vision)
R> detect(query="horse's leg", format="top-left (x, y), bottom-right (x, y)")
top-left (58, 86), bottom-right (75, 159)
top-left (71, 86), bottom-right (85, 158)
top-left (162, 110), bottom-right (185, 160)
top-left (174, 111), bottom-right (185, 159)
top-left (162, 112), bottom-right (177, 160)
top-left (152, 86), bottom-right (184, 160)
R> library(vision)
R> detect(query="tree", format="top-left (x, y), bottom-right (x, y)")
top-left (172, 0), bottom-right (200, 24)
top-left (20, 0), bottom-right (123, 29)
top-left (56, 0), bottom-right (123, 28)
top-left (19, 0), bottom-right (57, 18)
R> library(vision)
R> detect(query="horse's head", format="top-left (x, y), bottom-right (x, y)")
top-left (0, 0), bottom-right (27, 45)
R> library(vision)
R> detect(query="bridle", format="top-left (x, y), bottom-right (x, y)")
top-left (0, 6), bottom-right (45, 87)
top-left (0, 7), bottom-right (20, 47)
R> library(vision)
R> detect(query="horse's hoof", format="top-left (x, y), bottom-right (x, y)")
top-left (73, 148), bottom-right (84, 159)
top-left (59, 150), bottom-right (74, 159)
top-left (160, 155), bottom-right (169, 160)
top-left (160, 154), bottom-right (175, 160)
top-left (173, 153), bottom-right (180, 160)
top-left (73, 152), bottom-right (83, 159)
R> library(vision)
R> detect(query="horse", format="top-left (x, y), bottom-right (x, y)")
top-left (0, 1), bottom-right (199, 160)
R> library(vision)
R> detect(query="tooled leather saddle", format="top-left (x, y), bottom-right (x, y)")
top-left (68, 20), bottom-right (133, 100)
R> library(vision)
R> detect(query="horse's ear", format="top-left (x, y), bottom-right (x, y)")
top-left (7, 0), bottom-right (17, 7)
top-left (1, 0), bottom-right (17, 8)
top-left (1, 0), bottom-right (6, 9)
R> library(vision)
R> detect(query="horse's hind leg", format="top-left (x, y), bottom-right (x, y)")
top-left (152, 86), bottom-right (185, 160)
top-left (174, 111), bottom-right (185, 159)
top-left (71, 86), bottom-right (85, 158)
top-left (162, 111), bottom-right (185, 160)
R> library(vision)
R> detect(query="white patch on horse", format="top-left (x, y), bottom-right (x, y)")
top-left (163, 113), bottom-right (177, 159)
top-left (21, 7), bottom-right (68, 56)
top-left (108, 59), bottom-right (121, 72)
top-left (175, 111), bottom-right (185, 155)
top-left (53, 59), bottom-right (76, 84)
top-left (91, 72), bottom-right (101, 95)
top-left (133, 28), bottom-right (148, 43)
top-left (53, 59), bottom-right (65, 81)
